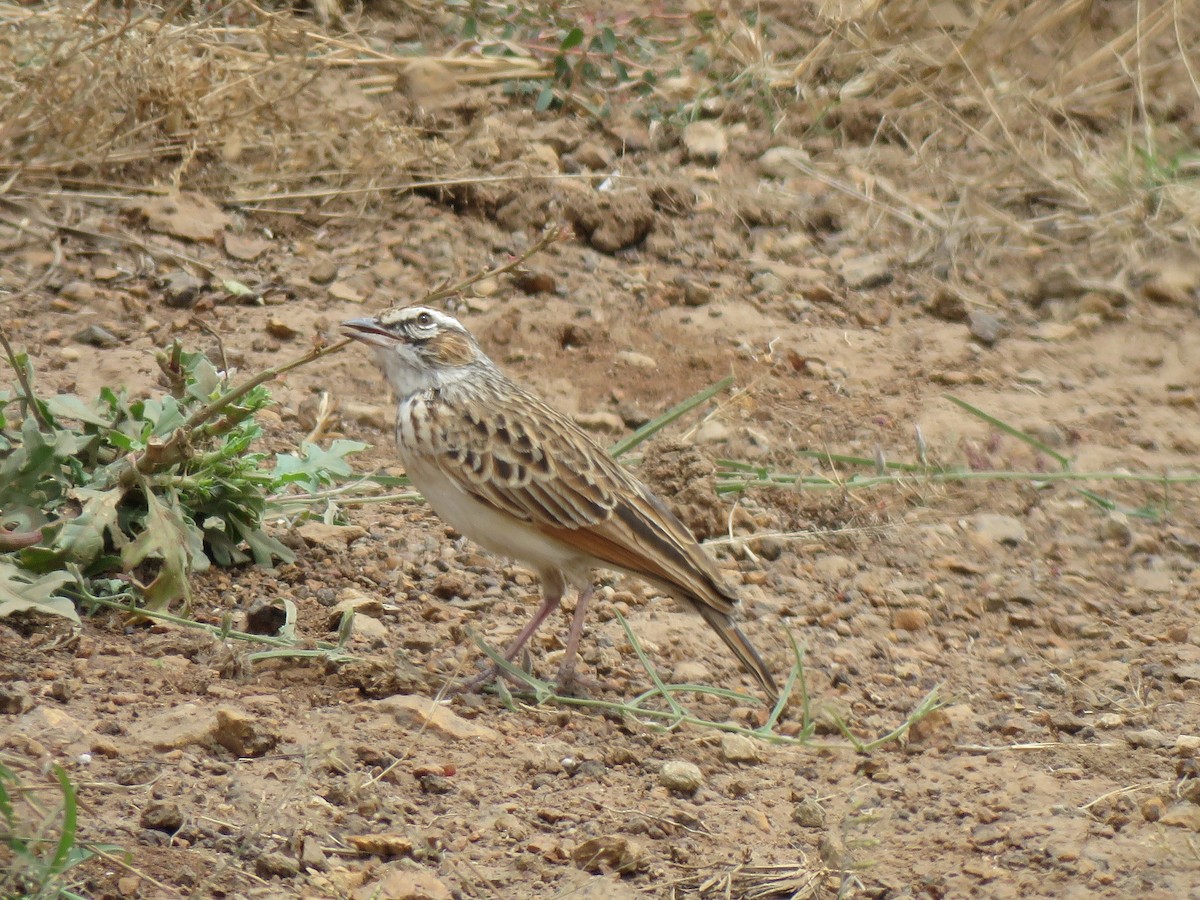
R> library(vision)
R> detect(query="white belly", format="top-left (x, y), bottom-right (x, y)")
top-left (404, 457), bottom-right (589, 581)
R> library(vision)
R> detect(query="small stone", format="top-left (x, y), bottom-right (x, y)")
top-left (1099, 513), bottom-right (1133, 544)
top-left (223, 232), bottom-right (272, 261)
top-left (720, 734), bottom-right (761, 764)
top-left (1095, 713), bottom-right (1124, 729)
top-left (379, 696), bottom-right (502, 742)
top-left (792, 797), bottom-right (826, 828)
top-left (349, 614), bottom-right (388, 642)
top-left (162, 271), bottom-right (205, 309)
top-left (299, 836), bottom-right (328, 871)
top-left (59, 281), bottom-right (97, 304)
top-left (572, 835), bottom-right (648, 874)
top-left (671, 660), bottom-right (712, 684)
top-left (1160, 804), bottom-right (1200, 831)
top-left (214, 706), bottom-right (278, 757)
top-left (309, 259), bottom-right (338, 285)
top-left (613, 350), bottom-right (657, 369)
top-left (0, 682), bottom-right (34, 714)
top-left (244, 598), bottom-right (288, 636)
top-left (968, 310), bottom-right (1006, 346)
top-left (681, 121), bottom-right (727, 164)
top-left (1130, 568), bottom-right (1174, 594)
top-left (1141, 797), bottom-right (1166, 822)
top-left (295, 521), bottom-right (368, 551)
top-left (892, 609), bottom-right (931, 632)
top-left (681, 280), bottom-right (713, 307)
top-left (72, 324), bottom-right (119, 348)
top-left (969, 513), bottom-right (1027, 546)
top-left (659, 760), bottom-right (703, 794)
top-left (757, 146), bottom-right (811, 179)
top-left (1175, 735), bottom-right (1200, 756)
top-left (117, 876), bottom-right (141, 895)
top-left (1141, 264), bottom-right (1199, 306)
top-left (266, 318), bottom-right (301, 340)
top-left (352, 868), bottom-right (453, 900)
top-left (571, 141), bottom-right (613, 170)
top-left (574, 411), bottom-right (625, 432)
top-left (140, 799), bottom-right (183, 833)
top-left (840, 254), bottom-right (892, 290)
top-left (813, 554), bottom-right (855, 581)
top-left (692, 420), bottom-right (731, 444)
top-left (1127, 728), bottom-right (1169, 749)
top-left (254, 851), bottom-right (299, 879)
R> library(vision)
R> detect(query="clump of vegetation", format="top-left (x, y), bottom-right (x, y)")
top-left (0, 761), bottom-right (110, 900)
top-left (0, 335), bottom-right (361, 622)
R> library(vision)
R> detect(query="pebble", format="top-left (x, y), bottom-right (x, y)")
top-left (295, 521), bottom-right (368, 552)
top-left (1175, 735), bottom-right (1200, 756)
top-left (162, 271), bottom-right (205, 309)
top-left (813, 554), bottom-right (855, 581)
top-left (1098, 512), bottom-right (1133, 544)
top-left (59, 281), bottom-right (97, 303)
top-left (213, 706), bottom-right (279, 757)
top-left (73, 324), bottom-right (119, 348)
top-left (140, 799), bottom-right (183, 833)
top-left (379, 696), bottom-right (502, 742)
top-left (720, 734), bottom-right (761, 763)
top-left (692, 420), bottom-right (731, 444)
top-left (571, 835), bottom-right (648, 874)
top-left (892, 609), bottom-right (931, 632)
top-left (968, 310), bottom-right (1006, 346)
top-left (613, 350), bottom-right (657, 369)
top-left (840, 253), bottom-right (892, 290)
top-left (1126, 728), bottom-right (1169, 749)
top-left (309, 259), bottom-right (338, 285)
top-left (671, 660), bottom-right (713, 684)
top-left (659, 760), bottom-right (703, 794)
top-left (1160, 804), bottom-right (1200, 832)
top-left (793, 797), bottom-right (826, 828)
top-left (757, 146), bottom-right (811, 179)
top-left (681, 121), bottom-right (727, 164)
top-left (968, 513), bottom-right (1027, 546)
top-left (1141, 264), bottom-right (1198, 306)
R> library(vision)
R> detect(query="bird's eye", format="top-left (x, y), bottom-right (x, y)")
top-left (415, 312), bottom-right (434, 328)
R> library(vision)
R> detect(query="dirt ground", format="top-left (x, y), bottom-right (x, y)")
top-left (3, 1), bottom-right (1200, 898)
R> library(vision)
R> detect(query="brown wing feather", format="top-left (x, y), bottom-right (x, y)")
top-left (429, 381), bottom-right (737, 615)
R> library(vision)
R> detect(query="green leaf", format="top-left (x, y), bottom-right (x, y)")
top-left (121, 484), bottom-right (195, 611)
top-left (272, 440), bottom-right (367, 490)
top-left (0, 559), bottom-right (78, 623)
top-left (55, 486), bottom-right (127, 564)
top-left (43, 393), bottom-right (112, 428)
top-left (535, 84), bottom-right (556, 111)
top-left (560, 27), bottom-right (584, 51)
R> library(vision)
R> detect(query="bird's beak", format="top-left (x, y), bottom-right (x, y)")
top-left (341, 317), bottom-right (395, 348)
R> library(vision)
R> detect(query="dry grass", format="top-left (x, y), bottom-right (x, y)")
top-left (771, 0), bottom-right (1200, 285)
top-left (0, 0), bottom-right (541, 214)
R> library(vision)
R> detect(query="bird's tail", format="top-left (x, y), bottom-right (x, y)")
top-left (694, 603), bottom-right (779, 705)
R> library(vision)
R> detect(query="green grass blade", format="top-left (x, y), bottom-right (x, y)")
top-left (944, 394), bottom-right (1071, 469)
top-left (609, 376), bottom-right (734, 458)
top-left (48, 765), bottom-right (78, 876)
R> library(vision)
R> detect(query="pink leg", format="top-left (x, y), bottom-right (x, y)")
top-left (555, 585), bottom-right (594, 691)
top-left (458, 570), bottom-right (565, 692)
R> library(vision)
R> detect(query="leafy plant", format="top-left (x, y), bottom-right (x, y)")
top-left (0, 337), bottom-right (362, 622)
top-left (0, 761), bottom-right (110, 900)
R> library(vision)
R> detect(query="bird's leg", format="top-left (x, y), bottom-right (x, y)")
top-left (554, 584), bottom-right (594, 693)
top-left (457, 571), bottom-right (564, 692)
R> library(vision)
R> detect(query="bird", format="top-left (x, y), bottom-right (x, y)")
top-left (341, 305), bottom-right (778, 704)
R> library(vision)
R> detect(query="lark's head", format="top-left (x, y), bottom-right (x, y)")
top-left (342, 306), bottom-right (488, 397)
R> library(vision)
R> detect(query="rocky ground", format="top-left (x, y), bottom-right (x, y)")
top-left (2, 1), bottom-right (1200, 898)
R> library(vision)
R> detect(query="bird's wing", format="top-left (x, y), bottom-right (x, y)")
top-left (427, 386), bottom-right (737, 616)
